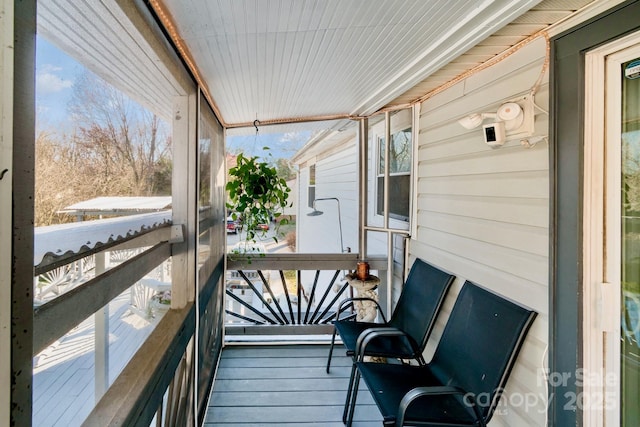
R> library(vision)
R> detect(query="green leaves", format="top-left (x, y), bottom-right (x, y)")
top-left (226, 153), bottom-right (291, 243)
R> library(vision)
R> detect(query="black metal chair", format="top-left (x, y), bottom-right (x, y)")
top-left (326, 258), bottom-right (455, 422)
top-left (346, 281), bottom-right (537, 427)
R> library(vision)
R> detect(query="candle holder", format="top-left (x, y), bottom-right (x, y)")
top-left (356, 261), bottom-right (370, 280)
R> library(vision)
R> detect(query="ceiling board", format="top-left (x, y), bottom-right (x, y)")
top-left (37, 0), bottom-right (598, 132)
top-left (159, 0), bottom-right (544, 125)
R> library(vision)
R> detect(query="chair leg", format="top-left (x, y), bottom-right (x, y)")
top-left (342, 362), bottom-right (357, 423)
top-left (345, 368), bottom-right (361, 427)
top-left (326, 328), bottom-right (337, 373)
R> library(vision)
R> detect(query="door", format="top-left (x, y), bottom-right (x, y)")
top-left (618, 45), bottom-right (640, 427)
top-left (584, 32), bottom-right (640, 427)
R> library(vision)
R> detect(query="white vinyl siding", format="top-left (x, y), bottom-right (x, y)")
top-left (411, 37), bottom-right (550, 426)
top-left (298, 145), bottom-right (359, 254)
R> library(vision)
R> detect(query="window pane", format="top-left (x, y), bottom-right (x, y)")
top-left (379, 137), bottom-right (385, 175)
top-left (391, 128), bottom-right (411, 173)
top-left (308, 186), bottom-right (315, 209)
top-left (378, 128), bottom-right (411, 175)
top-left (309, 164), bottom-right (316, 185)
top-left (308, 164), bottom-right (316, 208)
top-left (376, 175), bottom-right (410, 220)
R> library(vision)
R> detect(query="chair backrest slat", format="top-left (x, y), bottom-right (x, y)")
top-left (388, 259), bottom-right (455, 350)
top-left (429, 281), bottom-right (536, 421)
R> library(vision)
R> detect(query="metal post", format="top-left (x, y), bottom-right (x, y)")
top-left (310, 198), bottom-right (345, 253)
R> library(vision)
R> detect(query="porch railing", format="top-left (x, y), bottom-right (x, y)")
top-left (225, 253), bottom-right (388, 337)
top-left (32, 220), bottom-right (226, 426)
top-left (31, 223), bottom-right (388, 425)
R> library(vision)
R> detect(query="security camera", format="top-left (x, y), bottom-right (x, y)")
top-left (482, 122), bottom-right (506, 148)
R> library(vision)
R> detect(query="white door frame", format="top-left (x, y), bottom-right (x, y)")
top-left (584, 32), bottom-right (640, 427)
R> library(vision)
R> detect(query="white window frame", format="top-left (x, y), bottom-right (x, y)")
top-left (375, 127), bottom-right (412, 222)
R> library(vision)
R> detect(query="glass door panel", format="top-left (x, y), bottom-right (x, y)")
top-left (621, 56), bottom-right (640, 426)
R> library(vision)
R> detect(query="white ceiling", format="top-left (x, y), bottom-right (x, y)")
top-left (159, 0), bottom-right (545, 127)
top-left (37, 0), bottom-right (598, 134)
top-left (38, 0), bottom-right (186, 122)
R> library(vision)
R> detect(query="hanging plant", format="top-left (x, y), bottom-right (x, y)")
top-left (226, 152), bottom-right (291, 243)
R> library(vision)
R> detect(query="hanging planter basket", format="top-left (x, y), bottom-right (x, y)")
top-left (226, 152), bottom-right (291, 243)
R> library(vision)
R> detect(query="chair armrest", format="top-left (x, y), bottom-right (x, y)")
top-left (336, 297), bottom-right (388, 323)
top-left (397, 386), bottom-right (485, 427)
top-left (354, 327), bottom-right (412, 361)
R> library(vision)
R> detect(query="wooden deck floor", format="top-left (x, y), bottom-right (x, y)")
top-left (32, 290), bottom-right (162, 426)
top-left (204, 344), bottom-right (382, 426)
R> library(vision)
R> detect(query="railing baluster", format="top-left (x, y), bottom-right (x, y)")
top-left (297, 270), bottom-right (301, 324)
top-left (258, 270), bottom-right (288, 324)
top-left (224, 254), bottom-right (387, 334)
top-left (279, 270), bottom-right (295, 324)
top-left (225, 309), bottom-right (267, 325)
top-left (238, 270), bottom-right (285, 324)
top-left (225, 290), bottom-right (276, 324)
top-left (323, 302), bottom-right (356, 323)
top-left (308, 270), bottom-right (341, 323)
top-left (314, 281), bottom-right (350, 324)
top-left (303, 270), bottom-right (320, 324)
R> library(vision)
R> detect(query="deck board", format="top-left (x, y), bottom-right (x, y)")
top-left (32, 290), bottom-right (160, 426)
top-left (205, 344), bottom-right (382, 426)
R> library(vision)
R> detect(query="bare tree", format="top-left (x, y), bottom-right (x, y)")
top-left (35, 131), bottom-right (94, 225)
top-left (68, 71), bottom-right (171, 196)
top-left (35, 72), bottom-right (172, 226)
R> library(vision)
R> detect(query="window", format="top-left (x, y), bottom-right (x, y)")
top-left (308, 164), bottom-right (316, 208)
top-left (376, 127), bottom-right (411, 220)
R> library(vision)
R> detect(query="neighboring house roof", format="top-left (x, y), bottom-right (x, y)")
top-left (34, 211), bottom-right (171, 267)
top-left (291, 126), bottom-right (358, 165)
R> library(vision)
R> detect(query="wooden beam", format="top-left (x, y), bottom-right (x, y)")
top-left (0, 1), bottom-right (15, 423)
top-left (83, 305), bottom-right (196, 426)
top-left (9, 1), bottom-right (36, 424)
top-left (33, 242), bottom-right (170, 355)
top-left (226, 253), bottom-right (387, 271)
top-left (171, 93), bottom-right (197, 309)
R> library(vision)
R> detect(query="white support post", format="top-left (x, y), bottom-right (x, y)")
top-left (7, 1), bottom-right (35, 424)
top-left (171, 94), bottom-right (197, 308)
top-left (410, 103), bottom-right (421, 239)
top-left (358, 118), bottom-right (368, 259)
top-left (95, 252), bottom-right (109, 401)
top-left (384, 112), bottom-right (393, 317)
top-left (0, 1), bottom-right (14, 423)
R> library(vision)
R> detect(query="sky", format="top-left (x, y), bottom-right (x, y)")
top-left (227, 131), bottom-right (310, 160)
top-left (35, 36), bottom-right (83, 132)
top-left (35, 35), bottom-right (310, 159)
